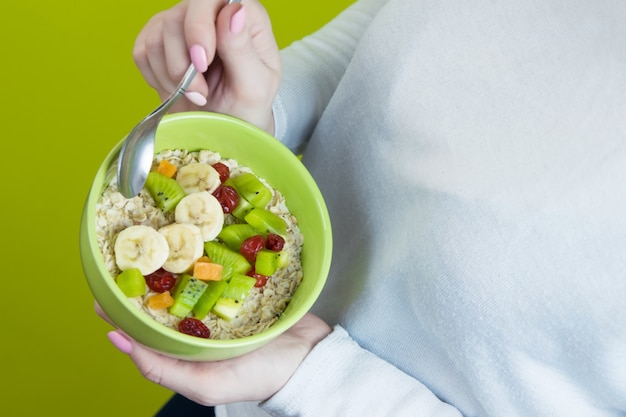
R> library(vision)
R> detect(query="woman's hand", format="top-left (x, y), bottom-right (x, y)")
top-left (96, 302), bottom-right (331, 405)
top-left (133, 0), bottom-right (281, 133)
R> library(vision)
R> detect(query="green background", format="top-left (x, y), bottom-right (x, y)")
top-left (0, 1), bottom-right (352, 415)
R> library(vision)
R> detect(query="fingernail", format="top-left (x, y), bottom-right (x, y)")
top-left (185, 91), bottom-right (207, 106)
top-left (230, 5), bottom-right (246, 34)
top-left (190, 44), bottom-right (208, 72)
top-left (107, 331), bottom-right (132, 355)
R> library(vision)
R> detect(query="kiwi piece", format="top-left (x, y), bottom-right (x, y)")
top-left (276, 250), bottom-right (290, 268)
top-left (227, 173), bottom-right (272, 209)
top-left (193, 280), bottom-right (228, 319)
top-left (204, 241), bottom-right (251, 281)
top-left (169, 274), bottom-right (208, 318)
top-left (144, 171), bottom-right (186, 213)
top-left (218, 223), bottom-right (261, 251)
top-left (221, 274), bottom-right (256, 301)
top-left (244, 208), bottom-right (287, 237)
top-left (116, 268), bottom-right (146, 297)
top-left (211, 275), bottom-right (256, 321)
top-left (254, 249), bottom-right (279, 276)
top-left (212, 298), bottom-right (243, 321)
top-left (231, 191), bottom-right (254, 220)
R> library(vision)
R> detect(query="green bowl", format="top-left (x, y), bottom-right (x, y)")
top-left (80, 112), bottom-right (332, 361)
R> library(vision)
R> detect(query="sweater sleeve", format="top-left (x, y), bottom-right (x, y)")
top-left (260, 326), bottom-right (463, 417)
top-left (272, 0), bottom-right (388, 152)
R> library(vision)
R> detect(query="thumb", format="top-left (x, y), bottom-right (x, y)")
top-left (215, 3), bottom-right (250, 62)
top-left (214, 3), bottom-right (281, 94)
top-left (225, 2), bottom-right (247, 36)
top-left (214, 4), bottom-right (274, 85)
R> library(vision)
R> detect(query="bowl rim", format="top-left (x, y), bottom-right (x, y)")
top-left (81, 111), bottom-right (332, 354)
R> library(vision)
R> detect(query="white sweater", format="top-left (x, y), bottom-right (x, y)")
top-left (219, 0), bottom-right (626, 415)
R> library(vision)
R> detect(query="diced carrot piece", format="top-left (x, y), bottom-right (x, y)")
top-left (156, 159), bottom-right (177, 178)
top-left (193, 261), bottom-right (223, 281)
top-left (148, 291), bottom-right (174, 309)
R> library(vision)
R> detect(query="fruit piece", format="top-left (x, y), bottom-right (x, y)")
top-left (175, 191), bottom-right (225, 242)
top-left (176, 162), bottom-right (221, 194)
top-left (218, 223), bottom-right (260, 251)
top-left (158, 223), bottom-right (204, 273)
top-left (156, 159), bottom-right (177, 178)
top-left (212, 162), bottom-right (230, 183)
top-left (204, 241), bottom-right (251, 281)
top-left (212, 185), bottom-right (239, 214)
top-left (168, 274), bottom-right (208, 318)
top-left (244, 208), bottom-right (287, 237)
top-left (265, 233), bottom-right (285, 251)
top-left (221, 274), bottom-right (256, 301)
top-left (276, 250), bottom-right (290, 268)
top-left (144, 171), bottom-right (186, 213)
top-left (212, 298), bottom-right (243, 321)
top-left (178, 317), bottom-right (211, 338)
top-left (240, 235), bottom-right (266, 263)
top-left (144, 268), bottom-right (177, 293)
top-left (227, 173), bottom-right (272, 208)
top-left (114, 225), bottom-right (169, 275)
top-left (247, 267), bottom-right (269, 287)
top-left (254, 249), bottom-right (280, 276)
top-left (192, 280), bottom-right (228, 319)
top-left (210, 273), bottom-right (260, 320)
top-left (147, 291), bottom-right (174, 309)
top-left (192, 260), bottom-right (223, 281)
top-left (116, 268), bottom-right (147, 297)
top-left (231, 193), bottom-right (254, 220)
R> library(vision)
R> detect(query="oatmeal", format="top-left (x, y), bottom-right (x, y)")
top-left (95, 148), bottom-right (304, 339)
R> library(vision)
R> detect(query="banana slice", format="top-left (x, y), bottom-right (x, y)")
top-left (158, 223), bottom-right (204, 273)
top-left (176, 162), bottom-right (221, 194)
top-left (114, 225), bottom-right (169, 275)
top-left (175, 191), bottom-right (225, 242)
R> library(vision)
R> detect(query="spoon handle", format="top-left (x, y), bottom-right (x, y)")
top-left (174, 64), bottom-right (198, 97)
top-left (146, 64), bottom-right (197, 119)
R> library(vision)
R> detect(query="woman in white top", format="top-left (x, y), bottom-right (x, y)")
top-left (102, 0), bottom-right (626, 416)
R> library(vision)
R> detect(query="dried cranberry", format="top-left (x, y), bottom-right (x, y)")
top-left (178, 317), bottom-right (211, 338)
top-left (265, 233), bottom-right (285, 251)
top-left (247, 267), bottom-right (269, 287)
top-left (144, 269), bottom-right (177, 293)
top-left (212, 185), bottom-right (239, 213)
top-left (240, 235), bottom-right (266, 262)
top-left (212, 162), bottom-right (230, 183)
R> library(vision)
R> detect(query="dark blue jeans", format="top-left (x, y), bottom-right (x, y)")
top-left (155, 394), bottom-right (216, 416)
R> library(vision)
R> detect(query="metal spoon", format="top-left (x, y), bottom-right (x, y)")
top-left (116, 64), bottom-right (197, 198)
top-left (116, 0), bottom-right (242, 198)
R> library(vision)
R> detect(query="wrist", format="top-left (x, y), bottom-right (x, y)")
top-left (235, 108), bottom-right (276, 136)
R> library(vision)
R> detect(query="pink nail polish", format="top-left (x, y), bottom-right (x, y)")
top-left (107, 331), bottom-right (132, 355)
top-left (230, 6), bottom-right (246, 34)
top-left (185, 91), bottom-right (207, 107)
top-left (190, 44), bottom-right (209, 72)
